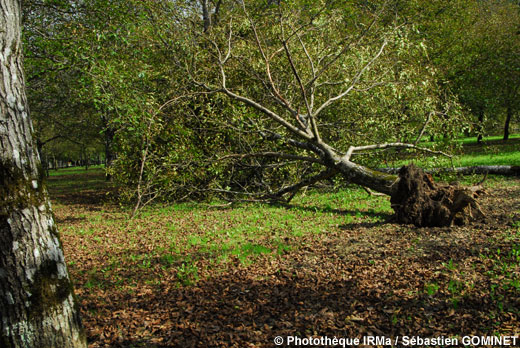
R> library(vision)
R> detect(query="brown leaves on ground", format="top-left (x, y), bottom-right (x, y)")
top-left (50, 174), bottom-right (520, 348)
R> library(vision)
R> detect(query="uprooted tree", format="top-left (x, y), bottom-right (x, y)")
top-left (175, 0), bottom-right (484, 227)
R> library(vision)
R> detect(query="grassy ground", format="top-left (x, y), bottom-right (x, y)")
top-left (46, 140), bottom-right (520, 347)
top-left (384, 135), bottom-right (520, 169)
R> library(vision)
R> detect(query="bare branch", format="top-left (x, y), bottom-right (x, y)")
top-left (343, 142), bottom-right (453, 162)
top-left (240, 0), bottom-right (297, 115)
top-left (353, 80), bottom-right (389, 92)
top-left (259, 130), bottom-right (325, 156)
top-left (280, 18), bottom-right (318, 139)
top-left (414, 111), bottom-right (432, 146)
top-left (362, 186), bottom-right (387, 197)
top-left (295, 30), bottom-right (317, 112)
top-left (220, 86), bottom-right (313, 140)
top-left (222, 19), bottom-right (233, 64)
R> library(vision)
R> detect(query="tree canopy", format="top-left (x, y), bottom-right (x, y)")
top-left (23, 0), bottom-right (520, 212)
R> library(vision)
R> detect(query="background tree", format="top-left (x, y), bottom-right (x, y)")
top-left (417, 0), bottom-right (520, 142)
top-left (0, 0), bottom-right (86, 346)
top-left (23, 0), bottom-right (103, 169)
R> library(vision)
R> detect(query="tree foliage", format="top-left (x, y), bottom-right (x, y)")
top-left (23, 0), bottom-right (519, 209)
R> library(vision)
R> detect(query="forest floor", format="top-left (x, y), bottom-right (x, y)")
top-left (48, 168), bottom-right (520, 347)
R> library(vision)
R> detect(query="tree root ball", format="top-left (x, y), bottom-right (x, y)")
top-left (390, 164), bottom-right (485, 227)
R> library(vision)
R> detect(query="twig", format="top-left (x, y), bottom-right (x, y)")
top-left (313, 40), bottom-right (388, 117)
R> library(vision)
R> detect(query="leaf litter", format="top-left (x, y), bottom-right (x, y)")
top-left (48, 173), bottom-right (520, 347)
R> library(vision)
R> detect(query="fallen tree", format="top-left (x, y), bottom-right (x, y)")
top-left (176, 0), bottom-right (478, 226)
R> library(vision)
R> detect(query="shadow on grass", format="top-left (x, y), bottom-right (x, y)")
top-left (46, 170), bottom-right (116, 207)
top-left (83, 262), bottom-right (513, 348)
top-left (77, 217), bottom-right (520, 348)
top-left (50, 190), bottom-right (115, 207)
top-left (55, 215), bottom-right (88, 224)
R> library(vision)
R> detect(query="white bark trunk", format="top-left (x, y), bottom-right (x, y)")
top-left (0, 0), bottom-right (87, 347)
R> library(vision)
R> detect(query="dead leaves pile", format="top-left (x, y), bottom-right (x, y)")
top-left (51, 177), bottom-right (520, 347)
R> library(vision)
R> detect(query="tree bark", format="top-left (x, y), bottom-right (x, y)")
top-left (102, 116), bottom-right (114, 181)
top-left (0, 1), bottom-right (87, 347)
top-left (504, 104), bottom-right (512, 141)
top-left (477, 109), bottom-right (484, 144)
top-left (201, 0), bottom-right (211, 32)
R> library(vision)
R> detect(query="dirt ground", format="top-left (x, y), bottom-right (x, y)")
top-left (52, 175), bottom-right (520, 347)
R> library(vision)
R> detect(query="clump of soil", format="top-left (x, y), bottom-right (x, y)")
top-left (390, 164), bottom-right (484, 227)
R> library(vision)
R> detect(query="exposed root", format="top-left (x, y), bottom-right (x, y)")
top-left (362, 186), bottom-right (386, 197)
top-left (390, 165), bottom-right (485, 227)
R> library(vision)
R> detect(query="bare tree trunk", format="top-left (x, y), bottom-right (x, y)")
top-left (477, 109), bottom-right (484, 144)
top-left (379, 165), bottom-right (520, 176)
top-left (102, 116), bottom-right (115, 181)
top-left (201, 0), bottom-right (211, 32)
top-left (334, 158), bottom-right (397, 196)
top-left (504, 104), bottom-right (512, 141)
top-left (0, 1), bottom-right (87, 347)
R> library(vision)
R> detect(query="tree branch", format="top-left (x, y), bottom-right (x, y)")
top-left (269, 167), bottom-right (338, 202)
top-left (240, 0), bottom-right (297, 116)
top-left (414, 111), bottom-right (432, 145)
top-left (220, 86), bottom-right (313, 140)
top-left (343, 142), bottom-right (453, 162)
top-left (259, 130), bottom-right (325, 157)
top-left (305, 2), bottom-right (387, 90)
top-left (313, 40), bottom-right (388, 117)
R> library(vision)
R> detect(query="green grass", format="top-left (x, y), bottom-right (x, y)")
top-left (48, 137), bottom-right (518, 286)
top-left (48, 165), bottom-right (106, 176)
top-left (392, 135), bottom-right (520, 169)
top-left (44, 144), bottom-right (520, 345)
top-left (458, 134), bottom-right (520, 145)
top-left (51, 169), bottom-right (392, 287)
top-left (123, 187), bottom-right (391, 269)
top-left (46, 166), bottom-right (110, 196)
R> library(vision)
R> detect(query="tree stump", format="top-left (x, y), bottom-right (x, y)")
top-left (390, 165), bottom-right (484, 227)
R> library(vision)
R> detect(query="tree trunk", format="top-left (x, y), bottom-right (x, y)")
top-left (379, 165), bottom-right (520, 176)
top-left (0, 1), bottom-right (87, 347)
top-left (324, 149), bottom-right (481, 227)
top-left (201, 0), bottom-right (211, 32)
top-left (504, 105), bottom-right (512, 141)
top-left (335, 158), bottom-right (397, 196)
top-left (477, 109), bottom-right (484, 144)
top-left (102, 118), bottom-right (115, 181)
